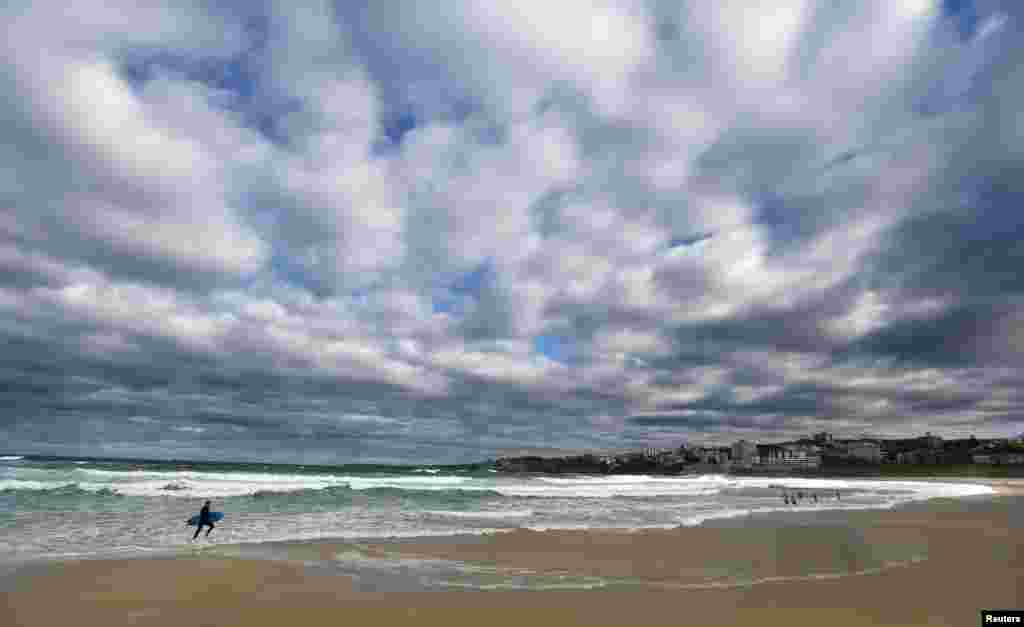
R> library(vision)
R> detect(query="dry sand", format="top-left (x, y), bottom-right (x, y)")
top-left (3, 495), bottom-right (1021, 626)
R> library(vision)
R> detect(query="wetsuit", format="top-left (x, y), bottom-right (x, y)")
top-left (193, 504), bottom-right (215, 539)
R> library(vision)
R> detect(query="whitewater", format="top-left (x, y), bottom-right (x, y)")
top-left (0, 456), bottom-right (994, 564)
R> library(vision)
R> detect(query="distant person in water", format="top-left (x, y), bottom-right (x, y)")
top-left (192, 500), bottom-right (215, 540)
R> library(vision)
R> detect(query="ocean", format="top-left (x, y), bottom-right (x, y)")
top-left (0, 454), bottom-right (995, 569)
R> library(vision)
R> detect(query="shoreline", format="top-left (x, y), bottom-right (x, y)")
top-left (1, 475), bottom-right (1018, 569)
top-left (3, 479), bottom-right (1019, 563)
top-left (4, 492), bottom-right (1021, 626)
top-left (880, 475), bottom-right (1024, 493)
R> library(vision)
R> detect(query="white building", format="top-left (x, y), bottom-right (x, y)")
top-left (758, 444), bottom-right (821, 468)
top-left (643, 448), bottom-right (672, 459)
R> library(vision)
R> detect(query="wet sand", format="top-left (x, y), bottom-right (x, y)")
top-left (3, 494), bottom-right (1022, 626)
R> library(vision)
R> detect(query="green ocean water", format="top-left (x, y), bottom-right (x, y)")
top-left (0, 453), bottom-right (995, 589)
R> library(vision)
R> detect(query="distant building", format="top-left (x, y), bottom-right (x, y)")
top-left (757, 443), bottom-right (821, 468)
top-left (643, 447), bottom-right (671, 458)
top-left (844, 441), bottom-right (882, 463)
top-left (757, 444), bottom-right (783, 465)
top-left (920, 432), bottom-right (943, 450)
top-left (813, 432), bottom-right (833, 445)
top-left (691, 446), bottom-right (726, 464)
top-left (731, 440), bottom-right (757, 466)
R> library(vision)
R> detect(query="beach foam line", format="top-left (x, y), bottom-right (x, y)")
top-left (3, 466), bottom-right (1000, 502)
top-left (498, 475), bottom-right (997, 500)
top-left (535, 474), bottom-right (732, 484)
top-left (643, 555), bottom-right (930, 591)
top-left (427, 555), bottom-right (930, 592)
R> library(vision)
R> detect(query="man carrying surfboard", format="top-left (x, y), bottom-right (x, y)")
top-left (191, 500), bottom-right (216, 540)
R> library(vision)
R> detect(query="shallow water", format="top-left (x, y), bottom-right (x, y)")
top-left (0, 455), bottom-right (993, 566)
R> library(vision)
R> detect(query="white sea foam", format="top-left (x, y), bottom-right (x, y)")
top-left (497, 476), bottom-right (727, 499)
top-left (423, 509), bottom-right (534, 520)
top-left (672, 501), bottom-right (908, 527)
top-left (438, 555), bottom-right (930, 592)
top-left (0, 467), bottom-right (998, 504)
top-left (522, 522), bottom-right (682, 532)
top-left (0, 467), bottom-right (1002, 566)
top-left (3, 469), bottom-right (486, 498)
top-left (210, 524), bottom-right (516, 547)
top-left (0, 456), bottom-right (25, 462)
top-left (0, 479), bottom-right (74, 492)
top-left (344, 475), bottom-right (475, 491)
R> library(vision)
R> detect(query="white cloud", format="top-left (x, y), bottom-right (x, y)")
top-left (825, 290), bottom-right (950, 340)
top-left (6, 51), bottom-right (269, 280)
top-left (2, 0), bottom-right (1023, 458)
top-left (692, 0), bottom-right (812, 85)
top-left (400, 0), bottom-right (654, 118)
top-left (430, 340), bottom-right (572, 390)
top-left (592, 327), bottom-right (668, 358)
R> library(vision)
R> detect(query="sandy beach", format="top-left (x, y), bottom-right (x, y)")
top-left (4, 488), bottom-right (1022, 627)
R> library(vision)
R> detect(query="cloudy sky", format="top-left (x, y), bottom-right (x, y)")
top-left (1, 0), bottom-right (1022, 464)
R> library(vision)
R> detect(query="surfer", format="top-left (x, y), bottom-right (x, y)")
top-left (192, 500), bottom-right (216, 540)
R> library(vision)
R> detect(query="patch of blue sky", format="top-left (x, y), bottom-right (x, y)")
top-left (532, 334), bottom-right (572, 364)
top-left (430, 260), bottom-right (492, 316)
top-left (116, 15), bottom-right (296, 145)
top-left (120, 48), bottom-right (256, 100)
top-left (431, 295), bottom-right (462, 315)
top-left (751, 193), bottom-right (833, 253)
top-left (942, 0), bottom-right (979, 41)
top-left (376, 110), bottom-right (417, 149)
top-left (449, 261), bottom-right (492, 296)
top-left (917, 4), bottom-right (1006, 118)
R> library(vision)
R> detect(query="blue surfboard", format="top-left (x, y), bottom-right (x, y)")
top-left (186, 511), bottom-right (224, 526)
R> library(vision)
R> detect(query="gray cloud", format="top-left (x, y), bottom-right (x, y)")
top-left (2, 0), bottom-right (1023, 462)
